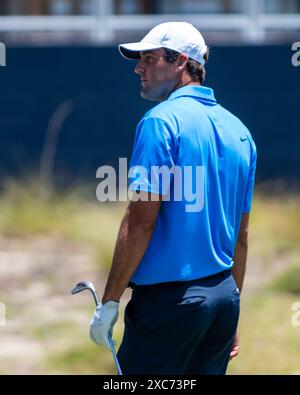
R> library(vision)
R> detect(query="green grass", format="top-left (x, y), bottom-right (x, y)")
top-left (41, 318), bottom-right (125, 374)
top-left (249, 191), bottom-right (300, 263)
top-left (31, 321), bottom-right (78, 341)
top-left (1, 178), bottom-right (300, 374)
top-left (0, 178), bottom-right (125, 268)
top-left (43, 292), bottom-right (300, 375)
top-left (1, 178), bottom-right (299, 269)
top-left (228, 291), bottom-right (300, 374)
top-left (269, 259), bottom-right (300, 295)
top-left (44, 342), bottom-right (117, 374)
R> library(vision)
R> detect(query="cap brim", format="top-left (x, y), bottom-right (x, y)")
top-left (118, 42), bottom-right (163, 60)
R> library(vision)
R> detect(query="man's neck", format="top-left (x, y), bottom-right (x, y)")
top-left (167, 79), bottom-right (200, 100)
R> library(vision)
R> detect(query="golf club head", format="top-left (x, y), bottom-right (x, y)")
top-left (71, 280), bottom-right (122, 374)
top-left (71, 280), bottom-right (100, 306)
top-left (71, 280), bottom-right (96, 294)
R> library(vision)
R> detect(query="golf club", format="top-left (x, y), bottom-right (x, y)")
top-left (71, 280), bottom-right (123, 375)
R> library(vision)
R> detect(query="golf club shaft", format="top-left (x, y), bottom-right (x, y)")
top-left (109, 338), bottom-right (123, 375)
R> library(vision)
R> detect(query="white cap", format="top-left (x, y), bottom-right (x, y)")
top-left (119, 22), bottom-right (207, 65)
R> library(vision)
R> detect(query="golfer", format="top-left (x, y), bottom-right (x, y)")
top-left (90, 22), bottom-right (257, 375)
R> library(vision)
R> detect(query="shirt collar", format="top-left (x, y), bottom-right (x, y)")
top-left (168, 85), bottom-right (217, 105)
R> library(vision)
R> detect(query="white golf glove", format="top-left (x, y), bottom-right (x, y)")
top-left (89, 301), bottom-right (119, 350)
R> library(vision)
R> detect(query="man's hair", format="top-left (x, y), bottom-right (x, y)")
top-left (163, 48), bottom-right (209, 84)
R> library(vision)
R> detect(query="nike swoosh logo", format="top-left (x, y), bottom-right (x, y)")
top-left (240, 136), bottom-right (248, 142)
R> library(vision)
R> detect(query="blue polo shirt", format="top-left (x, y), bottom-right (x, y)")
top-left (129, 85), bottom-right (257, 285)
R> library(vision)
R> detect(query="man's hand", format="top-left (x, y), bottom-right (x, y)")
top-left (89, 301), bottom-right (119, 350)
top-left (230, 331), bottom-right (240, 360)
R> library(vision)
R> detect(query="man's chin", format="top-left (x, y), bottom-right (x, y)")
top-left (140, 89), bottom-right (162, 102)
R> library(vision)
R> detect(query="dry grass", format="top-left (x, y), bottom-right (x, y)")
top-left (0, 178), bottom-right (299, 374)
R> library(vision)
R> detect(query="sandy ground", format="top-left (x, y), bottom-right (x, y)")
top-left (0, 236), bottom-right (132, 373)
top-left (0, 236), bottom-right (286, 374)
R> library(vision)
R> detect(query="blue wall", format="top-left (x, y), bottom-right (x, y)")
top-left (0, 45), bottom-right (299, 185)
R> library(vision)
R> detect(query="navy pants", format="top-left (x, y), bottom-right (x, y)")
top-left (117, 270), bottom-right (240, 375)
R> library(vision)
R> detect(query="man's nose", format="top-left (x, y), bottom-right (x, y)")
top-left (134, 59), bottom-right (145, 74)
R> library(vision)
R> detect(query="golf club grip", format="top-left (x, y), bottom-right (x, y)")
top-left (98, 303), bottom-right (122, 375)
top-left (95, 301), bottom-right (122, 375)
top-left (71, 282), bottom-right (122, 375)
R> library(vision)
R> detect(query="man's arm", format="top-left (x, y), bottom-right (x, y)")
top-left (232, 212), bottom-right (249, 293)
top-left (102, 192), bottom-right (161, 304)
top-left (229, 212), bottom-right (249, 360)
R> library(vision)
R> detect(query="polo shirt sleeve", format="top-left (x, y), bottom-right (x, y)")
top-left (129, 116), bottom-right (178, 196)
top-left (242, 142), bottom-right (257, 213)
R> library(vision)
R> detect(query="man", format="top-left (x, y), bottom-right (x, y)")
top-left (90, 22), bottom-right (257, 375)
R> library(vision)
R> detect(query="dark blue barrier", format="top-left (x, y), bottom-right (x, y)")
top-left (0, 45), bottom-right (299, 185)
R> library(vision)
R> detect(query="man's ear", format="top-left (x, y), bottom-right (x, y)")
top-left (176, 54), bottom-right (189, 70)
